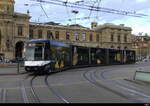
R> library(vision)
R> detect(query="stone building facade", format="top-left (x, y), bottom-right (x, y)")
top-left (94, 23), bottom-right (132, 50)
top-left (29, 23), bottom-right (133, 49)
top-left (0, 0), bottom-right (133, 59)
top-left (0, 0), bottom-right (30, 58)
top-left (132, 35), bottom-right (150, 60)
top-left (29, 23), bottom-right (101, 47)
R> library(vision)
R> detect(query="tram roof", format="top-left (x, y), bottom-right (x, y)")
top-left (26, 39), bottom-right (70, 47)
top-left (27, 39), bottom-right (50, 43)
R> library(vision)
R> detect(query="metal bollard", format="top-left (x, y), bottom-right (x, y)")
top-left (17, 62), bottom-right (20, 74)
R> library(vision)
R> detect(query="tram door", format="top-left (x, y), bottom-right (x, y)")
top-left (72, 46), bottom-right (89, 66)
top-left (90, 48), bottom-right (106, 65)
top-left (126, 50), bottom-right (136, 64)
top-left (50, 45), bottom-right (71, 72)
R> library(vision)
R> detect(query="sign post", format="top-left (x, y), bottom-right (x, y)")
top-left (17, 62), bottom-right (20, 74)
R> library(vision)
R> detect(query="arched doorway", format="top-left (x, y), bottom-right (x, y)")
top-left (15, 41), bottom-right (24, 58)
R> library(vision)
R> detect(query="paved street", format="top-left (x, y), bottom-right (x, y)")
top-left (0, 62), bottom-right (150, 103)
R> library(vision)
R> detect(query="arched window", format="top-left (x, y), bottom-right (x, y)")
top-left (55, 31), bottom-right (59, 40)
top-left (111, 33), bottom-right (114, 42)
top-left (111, 46), bottom-right (114, 49)
top-left (90, 33), bottom-right (93, 41)
top-left (66, 32), bottom-right (70, 40)
top-left (118, 46), bottom-right (121, 50)
top-left (118, 34), bottom-right (121, 42)
top-left (74, 32), bottom-right (79, 41)
top-left (124, 46), bottom-right (127, 50)
top-left (124, 34), bottom-right (127, 42)
top-left (47, 30), bottom-right (53, 39)
top-left (96, 34), bottom-right (100, 42)
top-left (38, 29), bottom-right (42, 38)
top-left (82, 33), bottom-right (86, 41)
top-left (18, 26), bottom-right (23, 36)
top-left (29, 29), bottom-right (34, 39)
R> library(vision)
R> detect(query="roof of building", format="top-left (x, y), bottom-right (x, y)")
top-left (14, 12), bottom-right (30, 18)
top-left (44, 21), bottom-right (60, 25)
top-left (94, 23), bottom-right (132, 31)
top-left (29, 22), bottom-right (93, 31)
top-left (132, 35), bottom-right (150, 43)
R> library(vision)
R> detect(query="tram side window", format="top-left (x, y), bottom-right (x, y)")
top-left (51, 45), bottom-right (70, 68)
top-left (51, 46), bottom-right (60, 61)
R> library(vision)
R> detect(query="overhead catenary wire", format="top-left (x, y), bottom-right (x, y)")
top-left (40, 3), bottom-right (49, 18)
top-left (29, 0), bottom-right (150, 25)
top-left (24, 2), bottom-right (49, 22)
top-left (31, 0), bottom-right (148, 18)
top-left (88, 0), bottom-right (97, 18)
top-left (86, 0), bottom-right (98, 24)
top-left (64, 0), bottom-right (71, 24)
top-left (95, 0), bottom-right (101, 22)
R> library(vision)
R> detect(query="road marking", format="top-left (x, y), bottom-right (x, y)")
top-left (2, 89), bottom-right (6, 103)
top-left (21, 83), bottom-right (29, 103)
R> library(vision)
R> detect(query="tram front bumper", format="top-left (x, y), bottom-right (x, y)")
top-left (25, 66), bottom-right (46, 72)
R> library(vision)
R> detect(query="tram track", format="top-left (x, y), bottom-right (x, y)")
top-left (88, 64), bottom-right (150, 103)
top-left (29, 76), bottom-right (41, 103)
top-left (83, 70), bottom-right (141, 103)
top-left (19, 73), bottom-right (41, 103)
top-left (0, 72), bottom-right (29, 103)
top-left (0, 88), bottom-right (7, 103)
top-left (1, 63), bottom-right (150, 103)
top-left (20, 74), bottom-right (31, 103)
top-left (96, 67), bottom-right (150, 101)
top-left (96, 69), bottom-right (144, 102)
top-left (83, 66), bottom-right (145, 103)
top-left (44, 75), bottom-right (70, 103)
top-left (21, 74), bottom-right (70, 103)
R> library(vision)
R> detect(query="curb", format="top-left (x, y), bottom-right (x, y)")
top-left (0, 64), bottom-right (17, 67)
top-left (124, 78), bottom-right (150, 86)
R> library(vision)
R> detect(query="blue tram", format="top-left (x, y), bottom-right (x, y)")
top-left (24, 39), bottom-right (135, 74)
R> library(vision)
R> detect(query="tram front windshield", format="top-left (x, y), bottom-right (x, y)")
top-left (25, 42), bottom-right (46, 61)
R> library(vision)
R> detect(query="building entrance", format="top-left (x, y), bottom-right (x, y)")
top-left (15, 41), bottom-right (24, 58)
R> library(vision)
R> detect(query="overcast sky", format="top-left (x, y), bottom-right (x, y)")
top-left (14, 0), bottom-right (150, 35)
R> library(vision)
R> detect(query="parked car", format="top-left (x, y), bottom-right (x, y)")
top-left (4, 58), bottom-right (11, 63)
top-left (10, 58), bottom-right (25, 63)
top-left (142, 58), bottom-right (150, 62)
